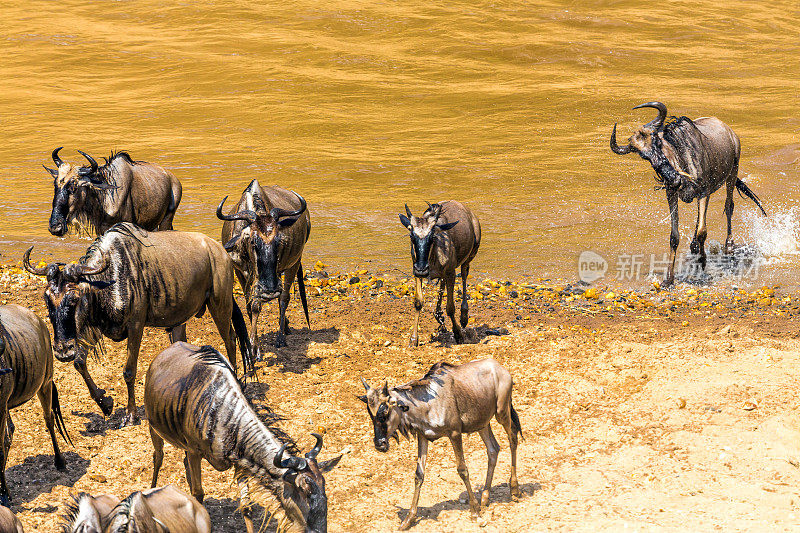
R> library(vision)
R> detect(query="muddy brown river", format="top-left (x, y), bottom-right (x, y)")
top-left (2, 1), bottom-right (799, 288)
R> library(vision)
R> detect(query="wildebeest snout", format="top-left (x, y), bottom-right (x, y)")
top-left (254, 284), bottom-right (281, 301)
top-left (48, 215), bottom-right (67, 237)
top-left (53, 339), bottom-right (78, 362)
top-left (375, 437), bottom-right (389, 452)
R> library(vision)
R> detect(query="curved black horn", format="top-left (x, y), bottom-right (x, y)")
top-left (273, 444), bottom-right (308, 471)
top-left (22, 246), bottom-right (49, 276)
top-left (215, 196), bottom-right (258, 224)
top-left (52, 147), bottom-right (64, 167)
top-left (77, 150), bottom-right (98, 174)
top-left (404, 204), bottom-right (412, 218)
top-left (610, 123), bottom-right (633, 155)
top-left (305, 432), bottom-right (323, 460)
top-left (75, 253), bottom-right (110, 277)
top-left (633, 101), bottom-right (667, 129)
top-left (360, 377), bottom-right (370, 392)
top-left (270, 191), bottom-right (306, 220)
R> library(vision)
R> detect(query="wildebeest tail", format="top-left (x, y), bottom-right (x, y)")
top-left (231, 300), bottom-right (254, 374)
top-left (736, 179), bottom-right (767, 216)
top-left (52, 383), bottom-right (73, 447)
top-left (296, 263), bottom-right (311, 328)
top-left (510, 401), bottom-right (523, 441)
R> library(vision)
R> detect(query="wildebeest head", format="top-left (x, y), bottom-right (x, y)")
top-left (399, 203), bottom-right (458, 278)
top-left (23, 246), bottom-right (111, 363)
top-left (358, 378), bottom-right (409, 452)
top-left (610, 102), bottom-right (690, 192)
top-left (273, 433), bottom-right (341, 533)
top-left (44, 148), bottom-right (115, 236)
top-left (217, 183), bottom-right (306, 302)
top-left (60, 492), bottom-right (121, 533)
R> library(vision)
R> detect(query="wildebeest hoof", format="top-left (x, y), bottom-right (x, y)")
top-left (480, 490), bottom-right (490, 508)
top-left (99, 395), bottom-right (114, 417)
top-left (54, 454), bottom-right (67, 471)
top-left (690, 240), bottom-right (701, 255)
top-left (399, 516), bottom-right (416, 531)
top-left (121, 412), bottom-right (140, 428)
top-left (409, 336), bottom-right (419, 348)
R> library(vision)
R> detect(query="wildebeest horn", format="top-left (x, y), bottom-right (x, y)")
top-left (270, 191), bottom-right (306, 220)
top-left (633, 101), bottom-right (667, 129)
top-left (274, 444), bottom-right (308, 471)
top-left (305, 432), bottom-right (323, 460)
top-left (22, 246), bottom-right (49, 276)
top-left (216, 196), bottom-right (258, 224)
top-left (610, 123), bottom-right (633, 155)
top-left (74, 254), bottom-right (110, 277)
top-left (404, 204), bottom-right (412, 218)
top-left (77, 150), bottom-right (98, 174)
top-left (52, 147), bottom-right (64, 167)
top-left (360, 377), bottom-right (370, 391)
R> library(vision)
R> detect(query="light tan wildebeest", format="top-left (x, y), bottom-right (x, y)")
top-left (0, 505), bottom-right (22, 533)
top-left (359, 358), bottom-right (522, 530)
top-left (399, 201), bottom-right (481, 347)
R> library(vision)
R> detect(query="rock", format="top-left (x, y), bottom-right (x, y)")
top-left (349, 276), bottom-right (360, 285)
top-left (718, 325), bottom-right (732, 335)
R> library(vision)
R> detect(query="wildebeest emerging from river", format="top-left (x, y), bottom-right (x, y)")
top-left (44, 148), bottom-right (182, 237)
top-left (399, 201), bottom-right (481, 346)
top-left (217, 180), bottom-right (311, 352)
top-left (610, 102), bottom-right (766, 286)
top-left (146, 342), bottom-right (341, 533)
top-left (359, 359), bottom-right (522, 530)
top-left (0, 305), bottom-right (71, 506)
top-left (24, 223), bottom-right (251, 426)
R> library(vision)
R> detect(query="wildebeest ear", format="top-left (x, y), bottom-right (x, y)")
top-left (277, 216), bottom-right (301, 228)
top-left (436, 221), bottom-right (458, 231)
top-left (42, 165), bottom-right (58, 178)
top-left (0, 368), bottom-right (12, 377)
top-left (399, 214), bottom-right (411, 229)
top-left (357, 394), bottom-right (368, 404)
top-left (317, 453), bottom-right (344, 473)
top-left (80, 278), bottom-right (115, 289)
top-left (223, 234), bottom-right (241, 251)
top-left (78, 176), bottom-right (116, 190)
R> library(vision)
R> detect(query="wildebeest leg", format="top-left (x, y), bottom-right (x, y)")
top-left (445, 272), bottom-right (464, 343)
top-left (122, 326), bottom-right (144, 427)
top-left (459, 263), bottom-right (470, 328)
top-left (409, 277), bottom-right (424, 348)
top-left (0, 407), bottom-right (9, 506)
top-left (37, 381), bottom-right (65, 470)
top-left (477, 426), bottom-right (499, 508)
top-left (208, 297), bottom-right (238, 374)
top-left (150, 427), bottom-right (164, 488)
top-left (168, 323), bottom-right (187, 343)
top-left (724, 168), bottom-right (737, 254)
top-left (73, 354), bottom-right (114, 416)
top-left (664, 190), bottom-right (680, 287)
top-left (496, 403), bottom-right (521, 499)
top-left (690, 195), bottom-right (710, 269)
top-left (234, 465), bottom-right (255, 533)
top-left (399, 434), bottom-right (428, 530)
top-left (434, 281), bottom-right (446, 326)
top-left (450, 433), bottom-right (480, 516)
top-left (248, 298), bottom-right (262, 361)
top-left (276, 263), bottom-right (301, 348)
top-left (184, 452), bottom-right (205, 503)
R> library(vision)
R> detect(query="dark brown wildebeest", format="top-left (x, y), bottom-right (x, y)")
top-left (24, 223), bottom-right (252, 426)
top-left (359, 359), bottom-right (522, 530)
top-left (44, 148), bottom-right (182, 237)
top-left (146, 342), bottom-right (341, 533)
top-left (399, 202), bottom-right (481, 347)
top-left (217, 180), bottom-right (311, 352)
top-left (60, 492), bottom-right (120, 532)
top-left (0, 505), bottom-right (22, 533)
top-left (610, 101), bottom-right (767, 286)
top-left (0, 304), bottom-right (71, 506)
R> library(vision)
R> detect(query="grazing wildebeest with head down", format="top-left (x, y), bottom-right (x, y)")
top-left (399, 201), bottom-right (481, 347)
top-left (146, 342), bottom-right (341, 533)
top-left (217, 180), bottom-right (311, 353)
top-left (0, 304), bottom-right (71, 506)
top-left (610, 101), bottom-right (766, 286)
top-left (359, 359), bottom-right (522, 530)
top-left (24, 223), bottom-right (251, 426)
top-left (0, 505), bottom-right (22, 533)
top-left (44, 148), bottom-right (182, 237)
top-left (60, 492), bottom-right (120, 533)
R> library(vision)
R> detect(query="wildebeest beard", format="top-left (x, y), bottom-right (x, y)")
top-left (650, 116), bottom-right (705, 200)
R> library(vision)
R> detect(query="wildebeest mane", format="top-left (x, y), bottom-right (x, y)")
top-left (60, 492), bottom-right (92, 533)
top-left (651, 115), bottom-right (707, 187)
top-left (395, 361), bottom-right (454, 396)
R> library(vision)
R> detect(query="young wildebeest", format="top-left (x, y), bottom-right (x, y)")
top-left (24, 223), bottom-right (252, 426)
top-left (359, 359), bottom-right (522, 530)
top-left (610, 101), bottom-right (766, 286)
top-left (146, 342), bottom-right (341, 533)
top-left (44, 148), bottom-right (182, 237)
top-left (399, 202), bottom-right (481, 347)
top-left (62, 485), bottom-right (210, 533)
top-left (0, 304), bottom-right (71, 506)
top-left (217, 180), bottom-right (311, 352)
top-left (0, 505), bottom-right (23, 533)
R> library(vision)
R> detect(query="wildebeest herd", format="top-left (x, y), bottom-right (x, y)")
top-left (0, 102), bottom-right (767, 531)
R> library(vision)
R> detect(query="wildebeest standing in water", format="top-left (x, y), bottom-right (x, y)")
top-left (610, 101), bottom-right (766, 285)
top-left (24, 223), bottom-right (251, 426)
top-left (217, 180), bottom-right (311, 352)
top-left (146, 342), bottom-right (341, 533)
top-left (399, 201), bottom-right (481, 346)
top-left (0, 505), bottom-right (22, 533)
top-left (44, 148), bottom-right (182, 237)
top-left (0, 305), bottom-right (71, 506)
top-left (359, 359), bottom-right (522, 530)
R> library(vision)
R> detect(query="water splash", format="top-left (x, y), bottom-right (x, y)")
top-left (742, 206), bottom-right (800, 262)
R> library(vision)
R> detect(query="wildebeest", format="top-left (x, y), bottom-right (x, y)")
top-left (24, 223), bottom-right (251, 426)
top-left (0, 505), bottom-right (22, 533)
top-left (610, 101), bottom-right (766, 285)
top-left (0, 304), bottom-right (71, 506)
top-left (359, 359), bottom-right (522, 530)
top-left (44, 148), bottom-right (182, 237)
top-left (146, 342), bottom-right (341, 533)
top-left (217, 180), bottom-right (311, 352)
top-left (399, 202), bottom-right (481, 346)
top-left (61, 492), bottom-right (120, 533)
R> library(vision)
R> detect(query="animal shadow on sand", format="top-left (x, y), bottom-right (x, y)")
top-left (255, 326), bottom-right (339, 374)
top-left (204, 497), bottom-right (280, 533)
top-left (395, 481), bottom-right (541, 527)
top-left (72, 406), bottom-right (147, 435)
top-left (430, 323), bottom-right (510, 347)
top-left (5, 452), bottom-right (88, 508)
